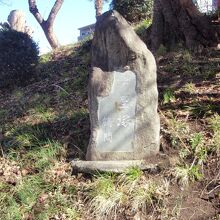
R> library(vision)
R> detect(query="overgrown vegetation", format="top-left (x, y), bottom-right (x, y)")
top-left (0, 39), bottom-right (219, 219)
top-left (0, 28), bottom-right (39, 89)
top-left (134, 18), bottom-right (152, 35)
top-left (85, 170), bottom-right (168, 219)
top-left (110, 0), bottom-right (153, 22)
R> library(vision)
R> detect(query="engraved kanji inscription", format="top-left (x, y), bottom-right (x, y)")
top-left (96, 70), bottom-right (137, 152)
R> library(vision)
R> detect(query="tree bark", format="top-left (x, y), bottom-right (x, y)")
top-left (95, 0), bottom-right (103, 18)
top-left (151, 0), bottom-right (219, 52)
top-left (28, 0), bottom-right (64, 49)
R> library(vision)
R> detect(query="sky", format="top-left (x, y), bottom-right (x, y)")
top-left (0, 0), bottom-right (110, 54)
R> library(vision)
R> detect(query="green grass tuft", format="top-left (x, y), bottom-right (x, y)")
top-left (163, 89), bottom-right (176, 104)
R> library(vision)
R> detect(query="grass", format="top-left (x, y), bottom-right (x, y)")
top-left (72, 66), bottom-right (89, 96)
top-left (1, 195), bottom-right (21, 220)
top-left (208, 114), bottom-right (220, 151)
top-left (131, 179), bottom-right (169, 218)
top-left (85, 171), bottom-right (169, 219)
top-left (157, 44), bottom-right (167, 56)
top-left (0, 39), bottom-right (219, 219)
top-left (162, 88), bottom-right (176, 104)
top-left (208, 114), bottom-right (220, 133)
top-left (28, 105), bottom-right (57, 122)
top-left (86, 173), bottom-right (124, 219)
top-left (12, 89), bottom-right (24, 100)
top-left (174, 164), bottom-right (203, 187)
top-left (161, 49), bottom-right (219, 80)
top-left (163, 111), bottom-right (216, 188)
top-left (0, 109), bottom-right (7, 119)
top-left (189, 133), bottom-right (208, 164)
top-left (38, 188), bottom-right (78, 220)
top-left (24, 140), bottom-right (63, 171)
top-left (182, 82), bottom-right (196, 93)
top-left (162, 112), bottom-right (190, 149)
top-left (0, 173), bottom-right (79, 220)
top-left (0, 66), bottom-right (87, 219)
top-left (4, 124), bottom-right (50, 151)
top-left (124, 166), bottom-right (143, 182)
top-left (3, 124), bottom-right (64, 171)
top-left (131, 181), bottom-right (157, 213)
top-left (190, 132), bottom-right (204, 150)
top-left (182, 50), bottom-right (192, 62)
top-left (161, 82), bottom-right (218, 193)
top-left (0, 174), bottom-right (45, 219)
top-left (82, 168), bottom-right (169, 219)
top-left (212, 131), bottom-right (220, 151)
top-left (57, 85), bottom-right (70, 98)
top-left (16, 175), bottom-right (45, 209)
top-left (0, 142), bottom-right (77, 220)
top-left (39, 52), bottom-right (53, 63)
top-left (0, 41), bottom-right (90, 218)
top-left (163, 112), bottom-right (217, 189)
top-left (135, 18), bottom-right (152, 35)
top-left (185, 102), bottom-right (217, 118)
top-left (182, 62), bottom-right (200, 77)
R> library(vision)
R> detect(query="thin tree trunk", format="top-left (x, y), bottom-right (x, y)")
top-left (28, 0), bottom-right (64, 49)
top-left (95, 0), bottom-right (103, 18)
top-left (151, 0), bottom-right (219, 52)
top-left (41, 21), bottom-right (59, 49)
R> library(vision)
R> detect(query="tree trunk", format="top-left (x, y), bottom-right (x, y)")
top-left (151, 0), bottom-right (219, 52)
top-left (41, 22), bottom-right (59, 49)
top-left (95, 0), bottom-right (103, 18)
top-left (28, 0), bottom-right (64, 49)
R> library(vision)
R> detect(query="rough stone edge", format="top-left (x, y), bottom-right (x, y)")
top-left (71, 160), bottom-right (159, 174)
top-left (87, 10), bottom-right (160, 160)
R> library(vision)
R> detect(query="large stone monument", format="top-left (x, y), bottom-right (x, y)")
top-left (87, 10), bottom-right (160, 161)
top-left (72, 10), bottom-right (160, 172)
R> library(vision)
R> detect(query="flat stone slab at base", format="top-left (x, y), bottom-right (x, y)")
top-left (71, 160), bottom-right (159, 174)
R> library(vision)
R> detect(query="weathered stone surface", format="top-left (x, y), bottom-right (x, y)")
top-left (7, 10), bottom-right (33, 36)
top-left (72, 160), bottom-right (159, 174)
top-left (96, 70), bottom-right (137, 152)
top-left (86, 10), bottom-right (160, 161)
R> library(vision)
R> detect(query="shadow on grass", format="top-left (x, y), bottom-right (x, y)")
top-left (160, 97), bottom-right (220, 118)
top-left (37, 40), bottom-right (92, 79)
top-left (0, 41), bottom-right (92, 161)
top-left (2, 110), bottom-right (90, 161)
top-left (0, 39), bottom-right (91, 121)
top-left (157, 48), bottom-right (220, 91)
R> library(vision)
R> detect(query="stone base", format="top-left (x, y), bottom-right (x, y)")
top-left (71, 160), bottom-right (159, 174)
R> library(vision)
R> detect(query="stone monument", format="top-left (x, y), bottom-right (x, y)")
top-left (8, 10), bottom-right (33, 36)
top-left (87, 10), bottom-right (160, 160)
top-left (72, 10), bottom-right (160, 172)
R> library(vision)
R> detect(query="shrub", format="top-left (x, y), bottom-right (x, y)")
top-left (135, 19), bottom-right (152, 36)
top-left (110, 0), bottom-right (153, 23)
top-left (0, 28), bottom-right (39, 89)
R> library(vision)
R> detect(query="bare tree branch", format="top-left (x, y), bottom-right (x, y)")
top-left (28, 0), bottom-right (44, 24)
top-left (47, 0), bottom-right (64, 26)
top-left (28, 0), bottom-right (64, 49)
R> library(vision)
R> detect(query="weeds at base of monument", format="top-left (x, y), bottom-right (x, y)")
top-left (84, 168), bottom-right (169, 219)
